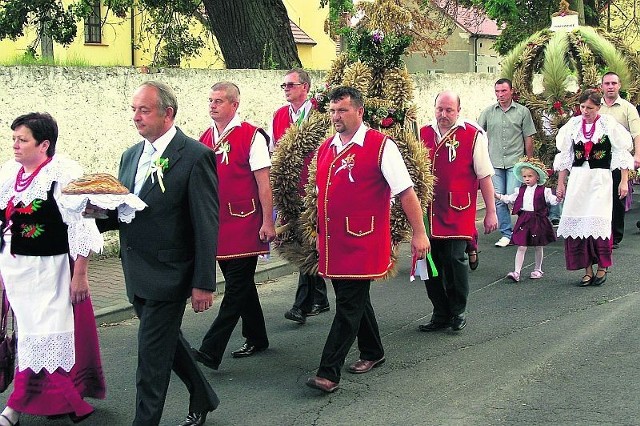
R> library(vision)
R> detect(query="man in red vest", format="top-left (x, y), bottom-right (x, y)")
top-left (270, 68), bottom-right (330, 325)
top-left (419, 91), bottom-right (497, 333)
top-left (306, 86), bottom-right (429, 393)
top-left (192, 81), bottom-right (275, 371)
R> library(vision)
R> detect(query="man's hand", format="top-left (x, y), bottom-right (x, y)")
top-left (259, 222), bottom-right (276, 243)
top-left (483, 211), bottom-right (498, 234)
top-left (191, 288), bottom-right (215, 313)
top-left (412, 232), bottom-right (430, 259)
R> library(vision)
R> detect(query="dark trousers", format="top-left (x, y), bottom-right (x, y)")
top-left (293, 271), bottom-right (328, 313)
top-left (132, 297), bottom-right (218, 426)
top-left (424, 239), bottom-right (469, 323)
top-left (317, 279), bottom-right (383, 383)
top-left (199, 256), bottom-right (269, 365)
top-left (612, 168), bottom-right (626, 244)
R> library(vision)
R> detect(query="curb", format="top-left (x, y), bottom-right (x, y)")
top-left (95, 257), bottom-right (298, 324)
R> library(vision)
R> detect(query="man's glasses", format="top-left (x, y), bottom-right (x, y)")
top-left (280, 82), bottom-right (304, 89)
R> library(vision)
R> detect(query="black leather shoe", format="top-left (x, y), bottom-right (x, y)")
top-left (592, 269), bottom-right (607, 286)
top-left (451, 314), bottom-right (467, 331)
top-left (307, 303), bottom-right (330, 316)
top-left (178, 412), bottom-right (207, 426)
top-left (231, 342), bottom-right (267, 358)
top-left (192, 348), bottom-right (219, 370)
top-left (418, 320), bottom-right (451, 332)
top-left (69, 411), bottom-right (94, 424)
top-left (468, 251), bottom-right (479, 270)
top-left (285, 307), bottom-right (306, 324)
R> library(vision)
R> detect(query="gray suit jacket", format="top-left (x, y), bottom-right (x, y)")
top-left (101, 128), bottom-right (219, 302)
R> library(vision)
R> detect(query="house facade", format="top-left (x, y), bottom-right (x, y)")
top-left (0, 0), bottom-right (337, 70)
top-left (404, 4), bottom-right (502, 74)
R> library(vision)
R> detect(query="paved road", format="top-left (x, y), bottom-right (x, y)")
top-left (4, 203), bottom-right (640, 425)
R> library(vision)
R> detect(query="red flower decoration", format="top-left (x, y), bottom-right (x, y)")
top-left (553, 101), bottom-right (562, 111)
top-left (381, 117), bottom-right (394, 128)
top-left (310, 97), bottom-right (318, 110)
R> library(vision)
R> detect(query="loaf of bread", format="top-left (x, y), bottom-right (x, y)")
top-left (62, 173), bottom-right (129, 195)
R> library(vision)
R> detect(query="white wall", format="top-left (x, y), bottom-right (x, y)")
top-left (0, 66), bottom-right (499, 174)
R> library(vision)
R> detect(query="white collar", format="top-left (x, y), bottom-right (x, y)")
top-left (329, 123), bottom-right (369, 149)
top-left (146, 125), bottom-right (176, 158)
top-left (212, 114), bottom-right (242, 140)
top-left (428, 118), bottom-right (470, 140)
top-left (289, 100), bottom-right (312, 119)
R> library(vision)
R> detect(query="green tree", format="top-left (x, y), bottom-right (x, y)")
top-left (468, 0), bottom-right (599, 55)
top-left (0, 0), bottom-right (302, 68)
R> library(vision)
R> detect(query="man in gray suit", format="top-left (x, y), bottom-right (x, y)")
top-left (97, 81), bottom-right (219, 426)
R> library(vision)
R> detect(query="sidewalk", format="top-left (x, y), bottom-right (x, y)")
top-left (89, 250), bottom-right (296, 324)
top-left (90, 192), bottom-right (488, 324)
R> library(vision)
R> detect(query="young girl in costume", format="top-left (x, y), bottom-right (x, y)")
top-left (495, 157), bottom-right (558, 282)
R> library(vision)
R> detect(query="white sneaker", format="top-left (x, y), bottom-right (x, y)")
top-left (495, 236), bottom-right (510, 247)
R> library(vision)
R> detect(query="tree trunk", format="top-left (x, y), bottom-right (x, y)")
top-left (569, 0), bottom-right (586, 25)
top-left (39, 20), bottom-right (54, 60)
top-left (203, 0), bottom-right (301, 69)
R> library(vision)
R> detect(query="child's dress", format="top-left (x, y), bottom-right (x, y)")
top-left (499, 185), bottom-right (558, 246)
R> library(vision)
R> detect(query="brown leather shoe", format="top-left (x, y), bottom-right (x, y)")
top-left (347, 357), bottom-right (385, 374)
top-left (306, 376), bottom-right (339, 393)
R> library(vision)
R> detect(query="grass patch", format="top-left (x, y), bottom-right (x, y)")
top-left (0, 53), bottom-right (93, 67)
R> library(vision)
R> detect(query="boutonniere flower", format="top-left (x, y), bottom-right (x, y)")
top-left (215, 141), bottom-right (230, 165)
top-left (147, 157), bottom-right (169, 192)
top-left (444, 135), bottom-right (459, 162)
top-left (334, 153), bottom-right (356, 182)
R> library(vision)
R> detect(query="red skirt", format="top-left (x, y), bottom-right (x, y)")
top-left (564, 236), bottom-right (612, 270)
top-left (7, 297), bottom-right (106, 417)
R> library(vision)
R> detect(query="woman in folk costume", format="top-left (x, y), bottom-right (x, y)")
top-left (554, 89), bottom-right (634, 287)
top-left (0, 113), bottom-right (105, 425)
top-left (495, 156), bottom-right (558, 282)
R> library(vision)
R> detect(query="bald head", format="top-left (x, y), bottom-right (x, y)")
top-left (434, 91), bottom-right (461, 134)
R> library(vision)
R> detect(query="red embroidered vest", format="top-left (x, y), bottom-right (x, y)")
top-left (316, 129), bottom-right (392, 279)
top-left (420, 124), bottom-right (480, 239)
top-left (200, 122), bottom-right (269, 259)
top-left (272, 105), bottom-right (312, 196)
top-left (272, 105), bottom-right (292, 147)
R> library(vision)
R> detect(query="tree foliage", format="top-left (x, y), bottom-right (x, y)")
top-left (467, 0), bottom-right (600, 55)
top-left (0, 0), bottom-right (300, 68)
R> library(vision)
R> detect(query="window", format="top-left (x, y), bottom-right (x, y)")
top-left (487, 66), bottom-right (496, 73)
top-left (84, 2), bottom-right (102, 44)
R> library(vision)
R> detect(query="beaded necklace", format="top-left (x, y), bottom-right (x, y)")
top-left (14, 156), bottom-right (52, 193)
top-left (581, 115), bottom-right (600, 142)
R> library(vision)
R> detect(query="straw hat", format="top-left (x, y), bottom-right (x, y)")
top-left (512, 156), bottom-right (549, 185)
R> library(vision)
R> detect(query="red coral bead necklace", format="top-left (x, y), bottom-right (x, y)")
top-left (14, 156), bottom-right (52, 193)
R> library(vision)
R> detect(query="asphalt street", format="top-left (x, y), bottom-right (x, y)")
top-left (4, 202), bottom-right (640, 425)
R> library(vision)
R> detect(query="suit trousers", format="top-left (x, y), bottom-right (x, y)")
top-left (611, 168), bottom-right (626, 244)
top-left (132, 296), bottom-right (218, 426)
top-left (317, 279), bottom-right (383, 383)
top-left (293, 271), bottom-right (328, 313)
top-left (424, 239), bottom-right (469, 323)
top-left (199, 256), bottom-right (269, 365)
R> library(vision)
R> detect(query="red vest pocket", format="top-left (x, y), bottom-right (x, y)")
top-left (228, 199), bottom-right (257, 218)
top-left (345, 216), bottom-right (375, 237)
top-left (449, 192), bottom-right (471, 211)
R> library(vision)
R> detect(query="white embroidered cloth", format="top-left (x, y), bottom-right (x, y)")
top-left (58, 193), bottom-right (147, 224)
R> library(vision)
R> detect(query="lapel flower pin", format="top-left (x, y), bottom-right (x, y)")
top-left (215, 141), bottom-right (230, 165)
top-left (147, 157), bottom-right (169, 192)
